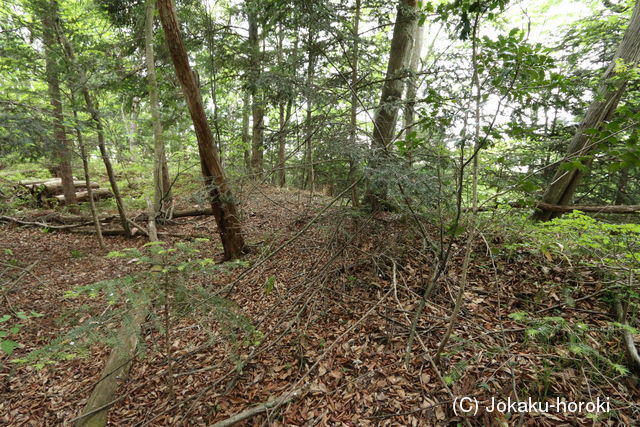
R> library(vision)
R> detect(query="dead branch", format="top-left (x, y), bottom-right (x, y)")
top-left (614, 299), bottom-right (640, 371)
top-left (210, 388), bottom-right (306, 427)
top-left (0, 215), bottom-right (94, 229)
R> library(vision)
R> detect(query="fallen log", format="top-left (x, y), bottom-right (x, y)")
top-left (17, 178), bottom-right (59, 186)
top-left (55, 188), bottom-right (113, 203)
top-left (75, 202), bottom-right (158, 426)
top-left (41, 180), bottom-right (99, 194)
top-left (75, 301), bottom-right (148, 426)
top-left (536, 202), bottom-right (640, 214)
top-left (134, 207), bottom-right (213, 222)
top-left (19, 178), bottom-right (98, 193)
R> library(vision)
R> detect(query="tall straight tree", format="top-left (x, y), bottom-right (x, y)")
top-left (533, 1), bottom-right (640, 221)
top-left (247, 1), bottom-right (264, 179)
top-left (402, 19), bottom-right (425, 165)
top-left (144, 0), bottom-right (171, 215)
top-left (157, 0), bottom-right (246, 260)
top-left (241, 90), bottom-right (252, 171)
top-left (40, 0), bottom-right (75, 206)
top-left (363, 0), bottom-right (418, 210)
top-left (348, 0), bottom-right (362, 207)
top-left (303, 25), bottom-right (317, 191)
top-left (276, 22), bottom-right (293, 188)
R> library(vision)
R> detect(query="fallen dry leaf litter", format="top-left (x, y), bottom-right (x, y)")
top-left (1, 185), bottom-right (639, 426)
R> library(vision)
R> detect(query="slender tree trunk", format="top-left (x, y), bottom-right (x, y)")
top-left (54, 17), bottom-right (131, 236)
top-left (158, 0), bottom-right (246, 260)
top-left (614, 168), bottom-right (630, 205)
top-left (363, 0), bottom-right (418, 211)
top-left (72, 101), bottom-right (105, 250)
top-left (303, 28), bottom-right (316, 192)
top-left (206, 3), bottom-right (224, 162)
top-left (277, 102), bottom-right (287, 187)
top-left (533, 1), bottom-right (640, 221)
top-left (348, 0), bottom-right (362, 207)
top-left (41, 0), bottom-right (76, 206)
top-left (276, 23), bottom-right (288, 188)
top-left (145, 0), bottom-right (172, 215)
top-left (248, 4), bottom-right (264, 179)
top-left (402, 19), bottom-right (425, 166)
top-left (471, 15), bottom-right (481, 213)
top-left (241, 90), bottom-right (251, 171)
top-left (123, 102), bottom-right (139, 162)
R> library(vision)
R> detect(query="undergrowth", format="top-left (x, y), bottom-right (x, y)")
top-left (488, 209), bottom-right (640, 395)
top-left (10, 240), bottom-right (257, 375)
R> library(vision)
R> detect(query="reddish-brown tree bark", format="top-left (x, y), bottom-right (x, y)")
top-left (157, 0), bottom-right (246, 259)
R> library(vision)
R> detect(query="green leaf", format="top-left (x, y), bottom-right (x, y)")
top-left (508, 311), bottom-right (529, 321)
top-left (264, 276), bottom-right (276, 294)
top-left (1, 340), bottom-right (19, 355)
top-left (611, 363), bottom-right (629, 376)
top-left (0, 315), bottom-right (11, 323)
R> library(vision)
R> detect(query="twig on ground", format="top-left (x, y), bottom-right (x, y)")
top-left (209, 387), bottom-right (307, 427)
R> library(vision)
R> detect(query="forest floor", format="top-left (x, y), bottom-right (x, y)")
top-left (1, 184), bottom-right (639, 426)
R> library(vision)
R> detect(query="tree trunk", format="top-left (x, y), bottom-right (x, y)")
top-left (54, 19), bottom-right (131, 237)
top-left (158, 0), bottom-right (246, 260)
top-left (471, 15), bottom-right (481, 213)
top-left (277, 101), bottom-right (287, 187)
top-left (363, 0), bottom-right (418, 211)
top-left (303, 27), bottom-right (317, 192)
top-left (41, 0), bottom-right (76, 206)
top-left (615, 168), bottom-right (630, 205)
top-left (276, 23), bottom-right (288, 188)
top-left (402, 17), bottom-right (425, 166)
top-left (241, 90), bottom-right (252, 171)
top-left (348, 0), bottom-right (362, 207)
top-left (533, 1), bottom-right (640, 221)
top-left (72, 105), bottom-right (105, 249)
top-left (248, 4), bottom-right (264, 179)
top-left (145, 0), bottom-right (172, 215)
